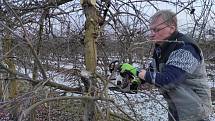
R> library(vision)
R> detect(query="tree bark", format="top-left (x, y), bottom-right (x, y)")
top-left (3, 29), bottom-right (17, 100)
top-left (81, 1), bottom-right (100, 120)
top-left (2, 25), bottom-right (18, 120)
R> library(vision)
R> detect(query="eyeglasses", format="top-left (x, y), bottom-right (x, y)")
top-left (150, 28), bottom-right (163, 33)
top-left (150, 25), bottom-right (171, 33)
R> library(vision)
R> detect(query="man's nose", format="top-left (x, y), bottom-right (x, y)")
top-left (149, 32), bottom-right (155, 39)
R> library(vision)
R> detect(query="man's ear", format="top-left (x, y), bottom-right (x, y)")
top-left (170, 25), bottom-right (176, 33)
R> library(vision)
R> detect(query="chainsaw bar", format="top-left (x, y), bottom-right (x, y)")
top-left (109, 86), bottom-right (138, 94)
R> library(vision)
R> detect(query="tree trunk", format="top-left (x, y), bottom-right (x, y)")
top-left (3, 30), bottom-right (17, 100)
top-left (0, 39), bottom-right (3, 101)
top-left (81, 1), bottom-right (100, 121)
top-left (2, 27), bottom-right (18, 120)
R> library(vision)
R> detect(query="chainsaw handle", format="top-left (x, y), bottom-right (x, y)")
top-left (109, 60), bottom-right (119, 73)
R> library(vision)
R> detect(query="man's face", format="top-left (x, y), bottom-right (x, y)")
top-left (149, 17), bottom-right (176, 44)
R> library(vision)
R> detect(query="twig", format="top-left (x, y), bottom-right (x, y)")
top-left (18, 96), bottom-right (114, 121)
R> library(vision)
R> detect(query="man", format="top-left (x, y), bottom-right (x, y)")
top-left (119, 10), bottom-right (212, 121)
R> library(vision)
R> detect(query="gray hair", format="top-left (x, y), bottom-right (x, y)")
top-left (150, 10), bottom-right (177, 28)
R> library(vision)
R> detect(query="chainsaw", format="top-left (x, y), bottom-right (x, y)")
top-left (108, 59), bottom-right (157, 94)
top-left (108, 60), bottom-right (141, 94)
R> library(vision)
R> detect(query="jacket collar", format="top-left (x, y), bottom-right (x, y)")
top-left (155, 31), bottom-right (180, 50)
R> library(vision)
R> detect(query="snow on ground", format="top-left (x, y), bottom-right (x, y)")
top-left (109, 88), bottom-right (215, 121)
top-left (109, 89), bottom-right (169, 121)
top-left (16, 62), bottom-right (215, 121)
